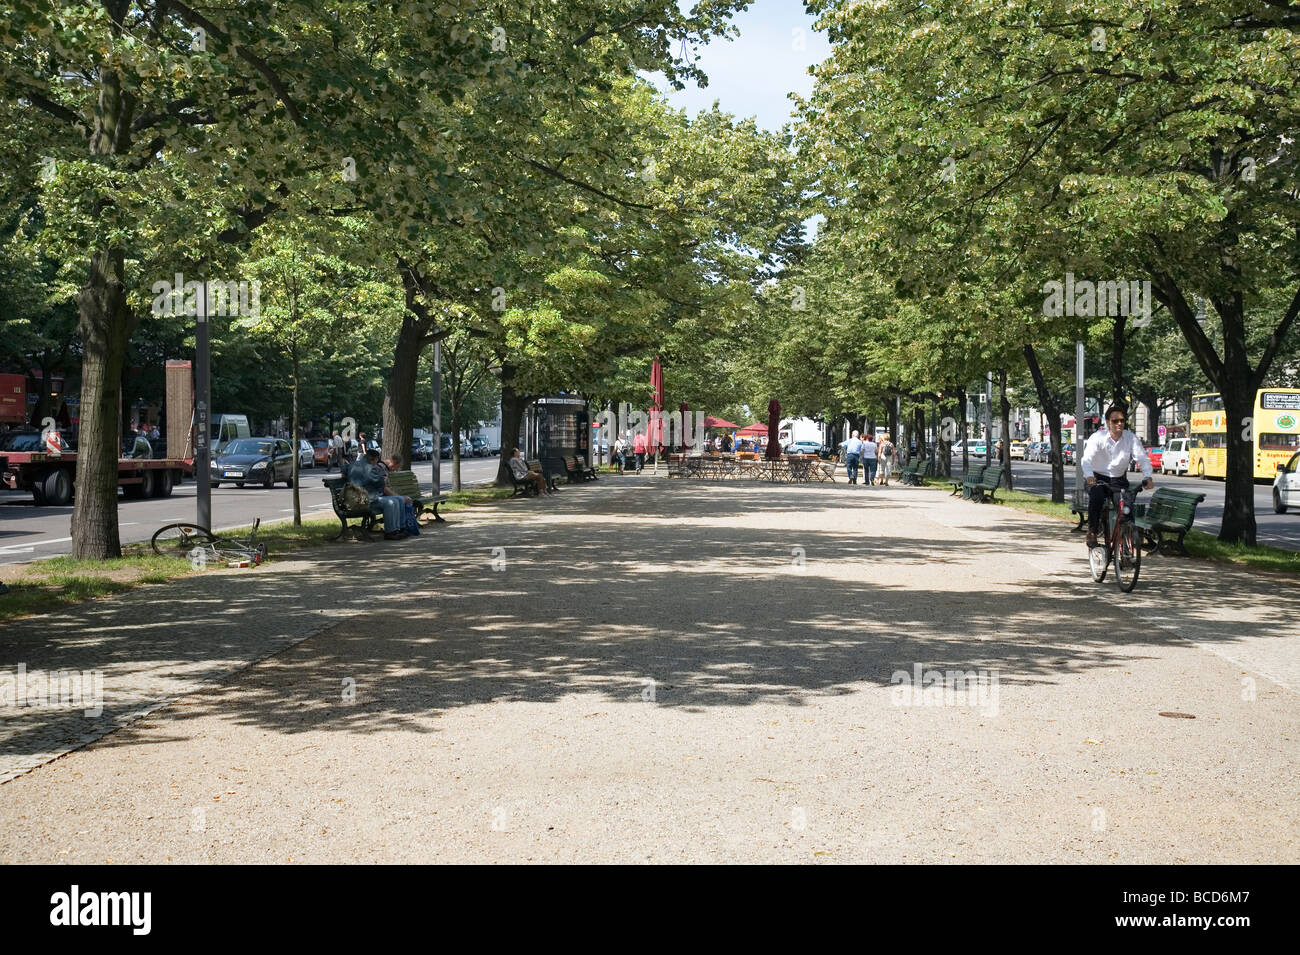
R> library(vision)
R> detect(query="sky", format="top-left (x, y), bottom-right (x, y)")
top-left (652, 0), bottom-right (833, 132)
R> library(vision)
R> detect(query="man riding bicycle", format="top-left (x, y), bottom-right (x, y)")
top-left (1081, 405), bottom-right (1154, 548)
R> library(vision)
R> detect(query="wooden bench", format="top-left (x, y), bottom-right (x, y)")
top-left (1133, 487), bottom-right (1206, 555)
top-left (952, 463), bottom-right (986, 496)
top-left (323, 475), bottom-right (381, 540)
top-left (511, 458), bottom-right (556, 497)
top-left (386, 469), bottom-right (448, 522)
top-left (563, 455), bottom-right (598, 483)
top-left (968, 463), bottom-right (1005, 502)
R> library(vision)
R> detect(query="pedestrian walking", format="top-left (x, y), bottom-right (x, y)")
top-left (327, 430), bottom-right (342, 471)
top-left (840, 430), bottom-right (864, 484)
top-left (877, 433), bottom-right (895, 485)
top-left (862, 432), bottom-right (879, 486)
top-left (633, 431), bottom-right (647, 473)
top-left (613, 433), bottom-right (629, 474)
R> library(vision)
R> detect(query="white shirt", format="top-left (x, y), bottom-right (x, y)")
top-left (1081, 428), bottom-right (1152, 480)
top-left (862, 439), bottom-right (878, 459)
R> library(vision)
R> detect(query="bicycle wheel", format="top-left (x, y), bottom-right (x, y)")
top-left (1115, 521), bottom-right (1142, 593)
top-left (1089, 510), bottom-right (1110, 582)
top-left (151, 522), bottom-right (217, 557)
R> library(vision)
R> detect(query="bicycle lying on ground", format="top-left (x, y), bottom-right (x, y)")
top-left (151, 518), bottom-right (267, 567)
top-left (1088, 485), bottom-right (1147, 592)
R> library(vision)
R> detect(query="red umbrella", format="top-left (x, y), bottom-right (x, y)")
top-left (766, 399), bottom-right (782, 461)
top-left (649, 356), bottom-right (665, 450)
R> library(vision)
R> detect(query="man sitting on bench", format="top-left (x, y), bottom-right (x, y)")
top-left (510, 448), bottom-right (550, 496)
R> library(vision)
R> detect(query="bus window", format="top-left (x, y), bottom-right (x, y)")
top-left (1260, 433), bottom-right (1300, 452)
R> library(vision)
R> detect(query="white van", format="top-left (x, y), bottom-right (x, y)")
top-left (211, 414), bottom-right (250, 453)
top-left (1161, 437), bottom-right (1191, 475)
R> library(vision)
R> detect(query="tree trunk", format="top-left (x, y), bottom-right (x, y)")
top-left (959, 389), bottom-right (969, 473)
top-left (1111, 314), bottom-right (1127, 407)
top-left (1220, 384), bottom-right (1257, 545)
top-left (495, 369), bottom-right (531, 486)
top-left (71, 248), bottom-right (130, 558)
top-left (1024, 344), bottom-right (1066, 503)
top-left (999, 368), bottom-right (1013, 489)
top-left (381, 313), bottom-right (423, 470)
top-left (70, 60), bottom-right (135, 559)
top-left (451, 404), bottom-right (462, 492)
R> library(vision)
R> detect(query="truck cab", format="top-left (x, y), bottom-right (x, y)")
top-left (211, 414), bottom-right (250, 453)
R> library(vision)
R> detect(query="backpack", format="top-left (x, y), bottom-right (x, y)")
top-left (342, 482), bottom-right (371, 512)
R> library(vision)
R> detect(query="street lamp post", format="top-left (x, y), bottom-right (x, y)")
top-left (195, 283), bottom-right (211, 531)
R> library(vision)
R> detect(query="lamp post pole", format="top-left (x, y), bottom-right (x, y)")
top-left (195, 282), bottom-right (211, 531)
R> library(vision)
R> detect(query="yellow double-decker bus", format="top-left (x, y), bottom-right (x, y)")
top-left (1188, 388), bottom-right (1300, 480)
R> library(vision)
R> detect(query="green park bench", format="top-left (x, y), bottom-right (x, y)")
top-left (323, 475), bottom-right (382, 540)
top-left (386, 469), bottom-right (447, 522)
top-left (1132, 487), bottom-right (1206, 556)
top-left (900, 457), bottom-right (932, 487)
top-left (968, 463), bottom-right (1005, 502)
top-left (952, 463), bottom-right (986, 496)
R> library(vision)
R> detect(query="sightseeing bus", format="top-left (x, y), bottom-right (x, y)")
top-left (1187, 388), bottom-right (1300, 480)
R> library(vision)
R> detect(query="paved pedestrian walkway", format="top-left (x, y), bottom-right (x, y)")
top-left (1, 478), bottom-right (1297, 862)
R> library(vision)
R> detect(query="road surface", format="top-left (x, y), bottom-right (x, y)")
top-left (0, 456), bottom-right (501, 565)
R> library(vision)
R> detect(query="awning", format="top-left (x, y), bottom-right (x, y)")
top-left (702, 416), bottom-right (739, 429)
top-left (735, 422), bottom-right (768, 436)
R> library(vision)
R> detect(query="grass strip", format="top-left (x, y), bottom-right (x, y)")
top-left (0, 484), bottom-right (520, 621)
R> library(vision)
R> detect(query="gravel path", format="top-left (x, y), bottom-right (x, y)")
top-left (1, 478), bottom-right (1297, 863)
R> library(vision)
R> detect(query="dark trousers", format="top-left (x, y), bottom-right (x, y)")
top-left (864, 457), bottom-right (878, 484)
top-left (635, 452), bottom-right (645, 472)
top-left (1087, 474), bottom-right (1129, 534)
top-left (846, 453), bottom-right (860, 482)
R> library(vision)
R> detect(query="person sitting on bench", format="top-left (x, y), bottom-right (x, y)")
top-left (350, 448), bottom-right (410, 539)
top-left (510, 448), bottom-right (549, 495)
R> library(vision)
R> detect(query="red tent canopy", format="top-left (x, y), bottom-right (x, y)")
top-left (702, 416), bottom-right (739, 429)
top-left (735, 422), bottom-right (768, 436)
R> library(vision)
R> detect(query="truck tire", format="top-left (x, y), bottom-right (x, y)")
top-left (43, 468), bottom-right (73, 506)
top-left (153, 468), bottom-right (175, 497)
top-left (32, 482), bottom-right (47, 506)
top-left (139, 469), bottom-right (156, 498)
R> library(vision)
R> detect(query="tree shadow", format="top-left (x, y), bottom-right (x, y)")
top-left (0, 478), bottom-right (1289, 765)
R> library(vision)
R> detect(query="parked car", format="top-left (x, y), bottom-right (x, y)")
top-left (1062, 442), bottom-right (1076, 465)
top-left (470, 435), bottom-right (490, 457)
top-left (1273, 450), bottom-right (1300, 513)
top-left (1146, 447), bottom-right (1163, 471)
top-left (298, 438), bottom-right (315, 470)
top-left (311, 439), bottom-right (331, 468)
top-left (210, 437), bottom-right (297, 488)
top-left (1009, 441), bottom-right (1026, 460)
top-left (411, 438), bottom-right (433, 461)
top-left (1161, 437), bottom-right (1191, 475)
top-left (784, 440), bottom-right (823, 456)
